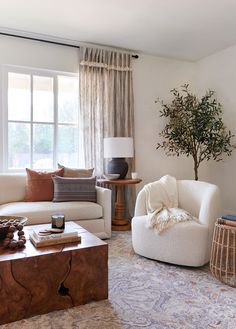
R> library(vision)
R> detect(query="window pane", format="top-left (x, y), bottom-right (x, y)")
top-left (58, 76), bottom-right (78, 124)
top-left (33, 76), bottom-right (53, 122)
top-left (33, 124), bottom-right (53, 169)
top-left (8, 122), bottom-right (30, 169)
top-left (57, 125), bottom-right (78, 167)
top-left (8, 73), bottom-right (31, 121)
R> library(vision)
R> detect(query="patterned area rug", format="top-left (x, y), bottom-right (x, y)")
top-left (1, 232), bottom-right (236, 329)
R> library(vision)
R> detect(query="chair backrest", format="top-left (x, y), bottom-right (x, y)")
top-left (177, 180), bottom-right (217, 218)
top-left (135, 179), bottom-right (221, 222)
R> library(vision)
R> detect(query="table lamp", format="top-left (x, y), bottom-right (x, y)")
top-left (104, 137), bottom-right (134, 179)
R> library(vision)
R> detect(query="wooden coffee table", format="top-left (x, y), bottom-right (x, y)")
top-left (0, 221), bottom-right (108, 325)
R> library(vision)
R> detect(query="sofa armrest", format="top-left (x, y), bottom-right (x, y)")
top-left (96, 186), bottom-right (112, 238)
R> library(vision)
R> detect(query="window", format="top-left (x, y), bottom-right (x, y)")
top-left (2, 66), bottom-right (79, 171)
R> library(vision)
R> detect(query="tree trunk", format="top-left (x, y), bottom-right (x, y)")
top-left (194, 158), bottom-right (198, 181)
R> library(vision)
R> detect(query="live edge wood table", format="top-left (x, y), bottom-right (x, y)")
top-left (98, 178), bottom-right (142, 231)
top-left (0, 221), bottom-right (108, 325)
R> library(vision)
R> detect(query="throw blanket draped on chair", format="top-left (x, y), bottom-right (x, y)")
top-left (144, 175), bottom-right (196, 234)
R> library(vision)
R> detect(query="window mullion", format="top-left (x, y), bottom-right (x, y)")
top-left (2, 69), bottom-right (8, 172)
top-left (30, 74), bottom-right (33, 168)
top-left (54, 75), bottom-right (58, 169)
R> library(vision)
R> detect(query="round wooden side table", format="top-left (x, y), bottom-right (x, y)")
top-left (210, 222), bottom-right (236, 287)
top-left (98, 178), bottom-right (142, 231)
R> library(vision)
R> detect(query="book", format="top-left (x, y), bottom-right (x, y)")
top-left (29, 232), bottom-right (81, 248)
top-left (222, 214), bottom-right (236, 222)
top-left (32, 226), bottom-right (79, 241)
top-left (218, 218), bottom-right (236, 228)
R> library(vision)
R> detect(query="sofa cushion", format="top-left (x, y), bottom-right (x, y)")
top-left (52, 176), bottom-right (97, 202)
top-left (25, 168), bottom-right (64, 202)
top-left (58, 163), bottom-right (94, 178)
top-left (0, 201), bottom-right (103, 225)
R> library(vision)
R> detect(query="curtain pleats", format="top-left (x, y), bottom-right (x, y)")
top-left (79, 46), bottom-right (135, 217)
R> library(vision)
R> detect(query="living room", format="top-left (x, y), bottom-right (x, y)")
top-left (0, 0), bottom-right (236, 328)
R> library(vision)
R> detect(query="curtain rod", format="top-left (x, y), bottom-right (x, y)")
top-left (0, 31), bottom-right (139, 59)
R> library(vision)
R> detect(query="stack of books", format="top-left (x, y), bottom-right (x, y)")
top-left (29, 227), bottom-right (81, 247)
top-left (218, 214), bottom-right (236, 228)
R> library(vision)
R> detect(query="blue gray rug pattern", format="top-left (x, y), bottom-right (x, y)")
top-left (1, 232), bottom-right (236, 329)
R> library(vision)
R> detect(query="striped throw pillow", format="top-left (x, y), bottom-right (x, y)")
top-left (52, 176), bottom-right (97, 202)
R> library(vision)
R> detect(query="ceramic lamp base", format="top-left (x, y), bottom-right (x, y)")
top-left (107, 158), bottom-right (128, 179)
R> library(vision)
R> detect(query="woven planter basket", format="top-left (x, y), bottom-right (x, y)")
top-left (210, 223), bottom-right (236, 287)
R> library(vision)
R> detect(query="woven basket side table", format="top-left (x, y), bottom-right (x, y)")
top-left (210, 222), bottom-right (236, 287)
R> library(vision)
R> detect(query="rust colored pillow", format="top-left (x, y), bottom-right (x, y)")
top-left (25, 168), bottom-right (64, 201)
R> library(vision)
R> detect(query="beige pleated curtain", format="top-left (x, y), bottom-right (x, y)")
top-left (79, 46), bottom-right (135, 216)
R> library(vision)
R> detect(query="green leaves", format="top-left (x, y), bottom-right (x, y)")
top-left (156, 84), bottom-right (234, 180)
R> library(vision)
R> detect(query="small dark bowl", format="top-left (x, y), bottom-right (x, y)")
top-left (0, 216), bottom-right (27, 240)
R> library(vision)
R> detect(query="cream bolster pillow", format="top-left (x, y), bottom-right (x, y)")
top-left (58, 163), bottom-right (94, 178)
top-left (52, 175), bottom-right (97, 203)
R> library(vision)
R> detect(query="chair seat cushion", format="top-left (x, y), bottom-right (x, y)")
top-left (132, 215), bottom-right (209, 267)
top-left (0, 201), bottom-right (103, 225)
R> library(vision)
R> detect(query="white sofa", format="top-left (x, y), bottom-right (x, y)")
top-left (132, 180), bottom-right (221, 267)
top-left (0, 174), bottom-right (112, 239)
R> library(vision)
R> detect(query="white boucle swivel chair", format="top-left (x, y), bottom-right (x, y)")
top-left (132, 180), bottom-right (221, 267)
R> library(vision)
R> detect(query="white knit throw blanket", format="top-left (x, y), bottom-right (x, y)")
top-left (144, 175), bottom-right (196, 234)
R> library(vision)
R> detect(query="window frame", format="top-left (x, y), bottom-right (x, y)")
top-left (1, 65), bottom-right (79, 172)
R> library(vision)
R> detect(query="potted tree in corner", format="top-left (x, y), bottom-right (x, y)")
top-left (156, 84), bottom-right (234, 180)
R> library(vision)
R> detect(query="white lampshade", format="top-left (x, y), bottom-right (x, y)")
top-left (104, 137), bottom-right (134, 158)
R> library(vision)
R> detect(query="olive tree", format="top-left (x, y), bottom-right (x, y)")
top-left (156, 84), bottom-right (234, 180)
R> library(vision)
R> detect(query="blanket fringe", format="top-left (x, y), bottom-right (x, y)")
top-left (148, 209), bottom-right (196, 234)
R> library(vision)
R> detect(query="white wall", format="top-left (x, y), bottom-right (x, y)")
top-left (195, 45), bottom-right (236, 213)
top-left (133, 54), bottom-right (209, 191)
top-left (0, 35), bottom-right (78, 72)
